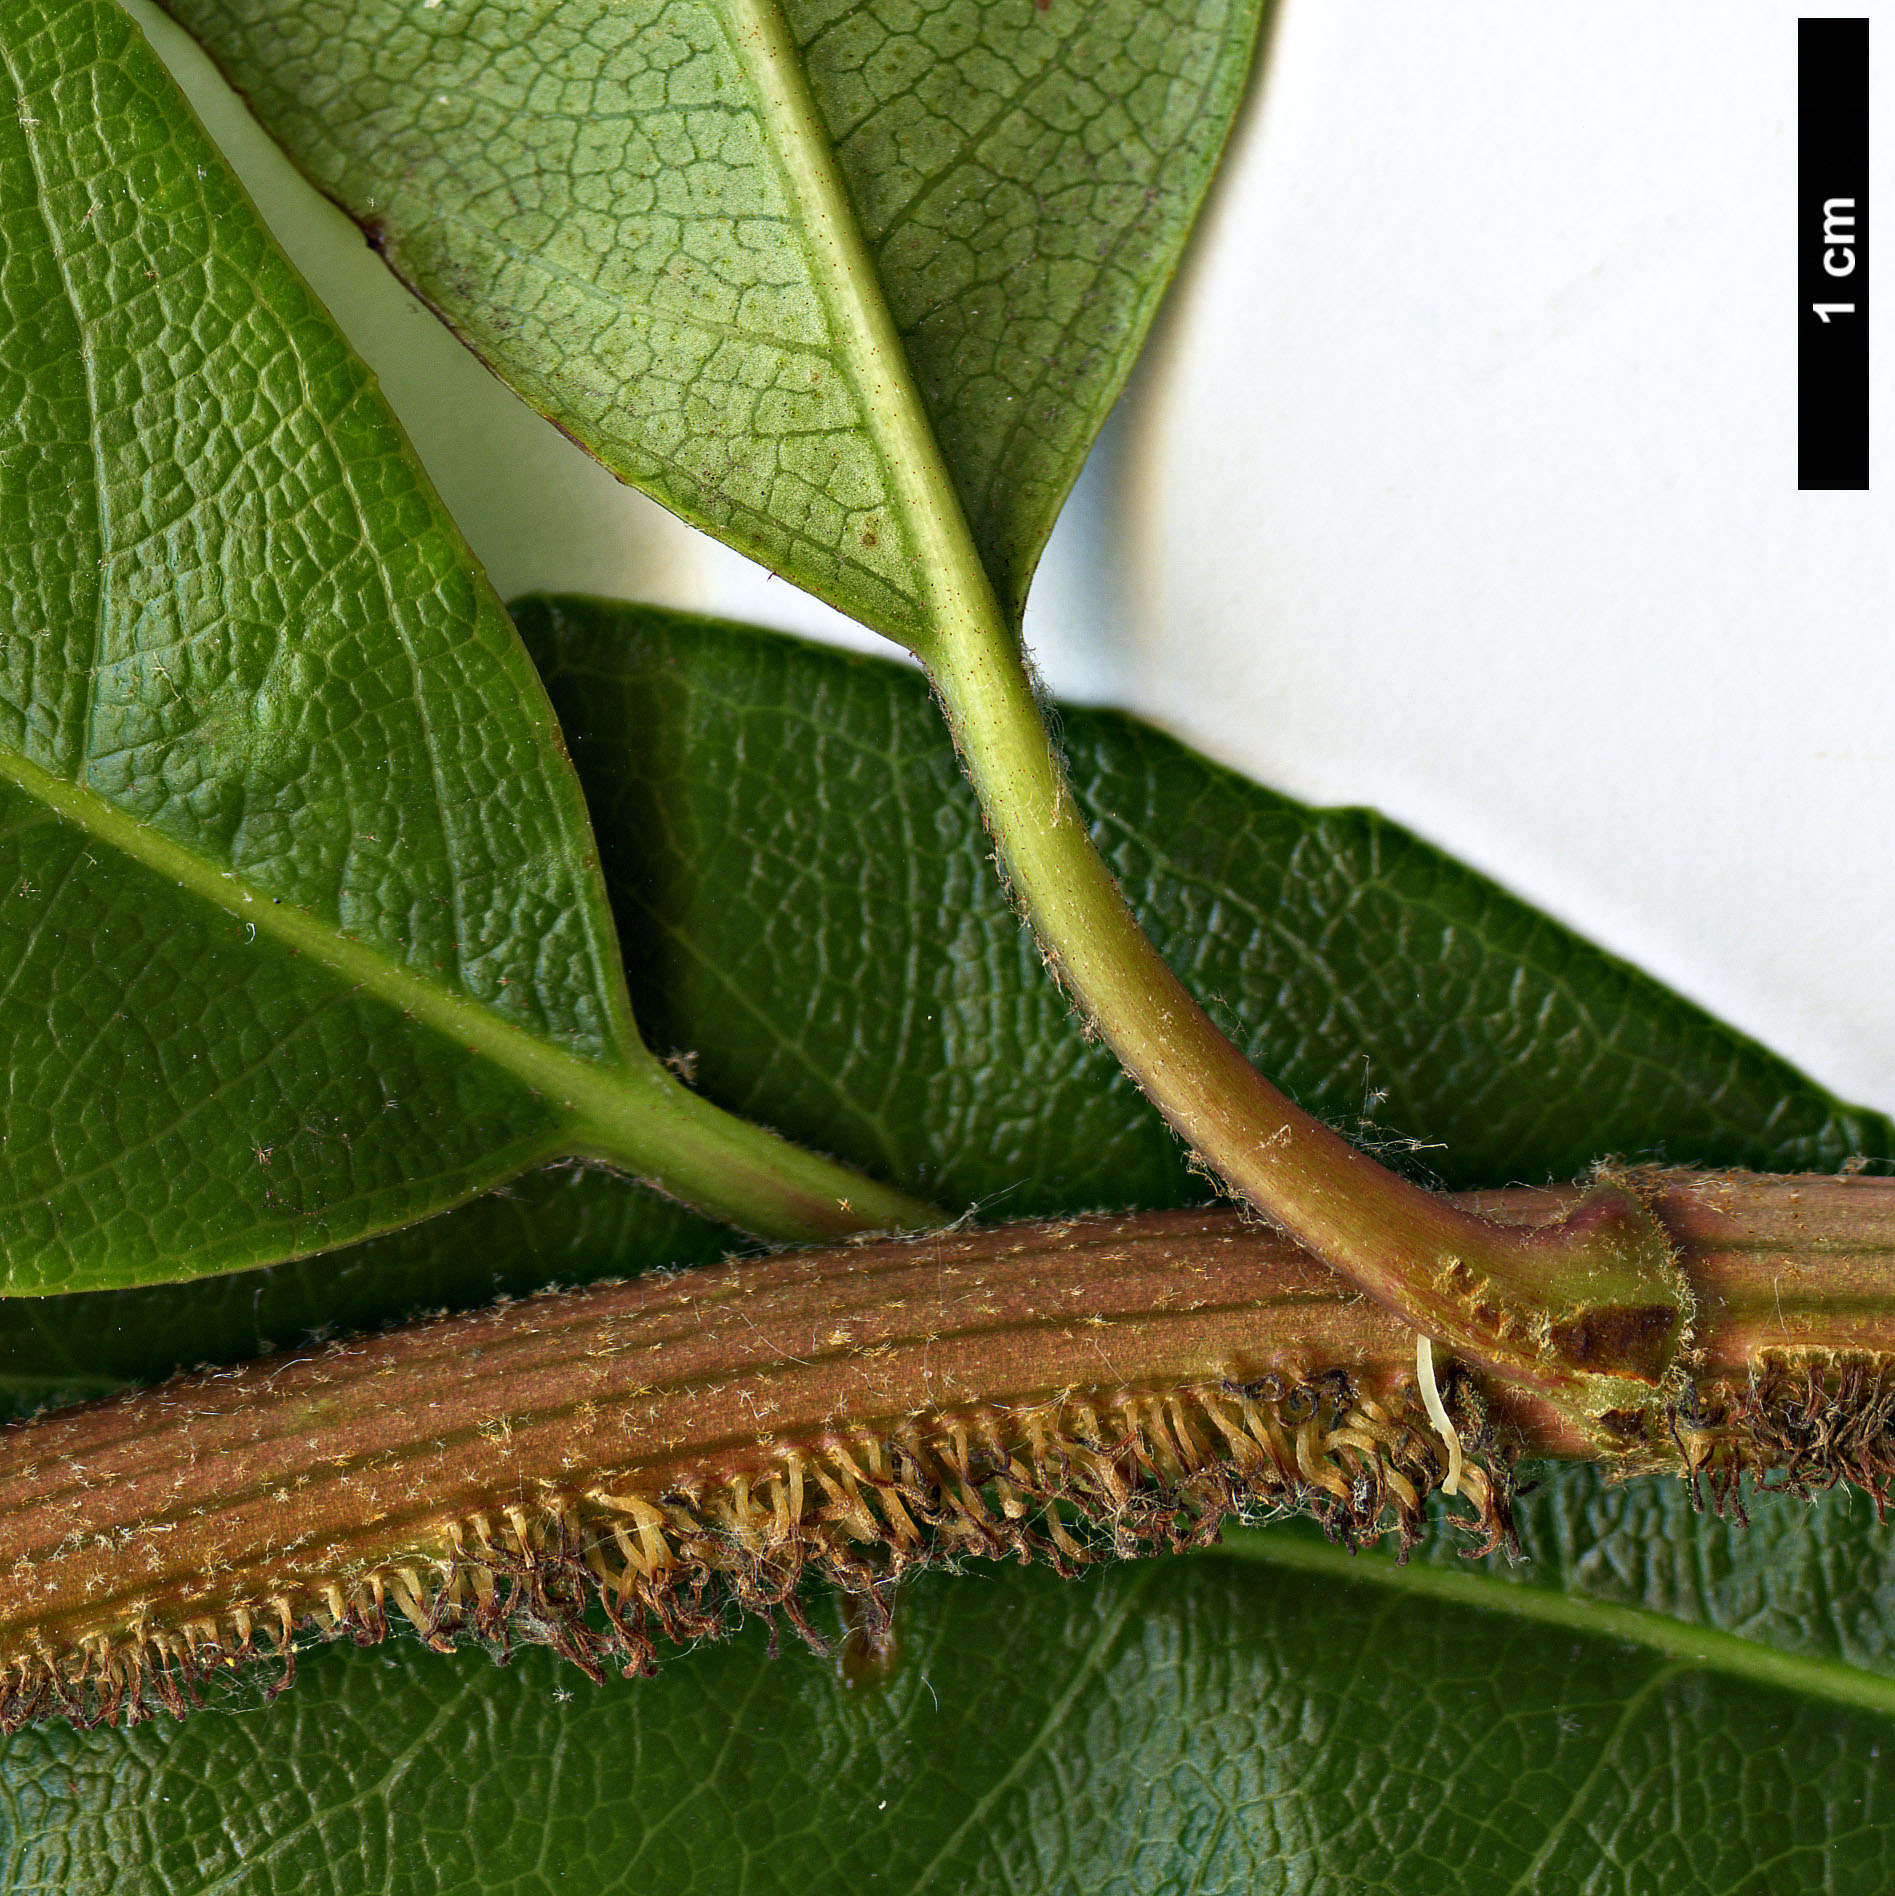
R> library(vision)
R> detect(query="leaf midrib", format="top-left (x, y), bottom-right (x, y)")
top-left (1213, 1528), bottom-right (1895, 1720)
top-left (723, 0), bottom-right (1001, 653)
top-left (0, 746), bottom-right (645, 1124)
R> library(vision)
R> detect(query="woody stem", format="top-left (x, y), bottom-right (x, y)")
top-left (2, 1170), bottom-right (1890, 1693)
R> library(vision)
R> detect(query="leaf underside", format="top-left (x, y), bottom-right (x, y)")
top-left (7, 610), bottom-right (1891, 1892)
top-left (162, 0), bottom-right (1268, 635)
top-left (0, 0), bottom-right (650, 1292)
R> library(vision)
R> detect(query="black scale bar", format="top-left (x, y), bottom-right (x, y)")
top-left (1800, 18), bottom-right (1870, 490)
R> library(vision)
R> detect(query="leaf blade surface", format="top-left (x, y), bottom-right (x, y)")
top-left (0, 0), bottom-right (926, 1288)
top-left (526, 599), bottom-right (1893, 1205)
top-left (0, 0), bottom-right (640, 1289)
top-left (163, 0), bottom-right (1267, 631)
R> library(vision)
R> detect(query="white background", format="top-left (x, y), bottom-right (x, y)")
top-left (136, 0), bottom-right (1895, 1117)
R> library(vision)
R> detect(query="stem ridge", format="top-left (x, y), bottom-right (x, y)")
top-left (5, 1172), bottom-right (1893, 1728)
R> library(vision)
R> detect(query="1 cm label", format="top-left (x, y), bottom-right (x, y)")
top-left (1814, 197), bottom-right (1858, 322)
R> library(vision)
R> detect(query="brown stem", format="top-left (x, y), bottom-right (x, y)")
top-left (3, 1170), bottom-right (1891, 1730)
top-left (925, 629), bottom-right (1688, 1424)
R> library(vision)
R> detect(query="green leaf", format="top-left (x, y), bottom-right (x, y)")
top-left (0, 0), bottom-right (935, 1293)
top-left (523, 596), bottom-right (1892, 1202)
top-left (16, 603), bottom-right (1882, 1413)
top-left (5, 612), bottom-right (1890, 1883)
top-left (0, 0), bottom-right (633, 1291)
top-left (162, 0), bottom-right (1267, 633)
top-left (3, 1468), bottom-right (1892, 1891)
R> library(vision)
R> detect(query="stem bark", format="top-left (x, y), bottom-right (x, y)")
top-left (3, 1171), bottom-right (1889, 1684)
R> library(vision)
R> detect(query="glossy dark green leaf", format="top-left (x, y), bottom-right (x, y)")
top-left (1407, 1459), bottom-right (1895, 1677)
top-left (524, 597), bottom-right (1893, 1204)
top-left (162, 0), bottom-right (1267, 632)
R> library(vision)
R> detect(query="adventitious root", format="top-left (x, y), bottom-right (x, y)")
top-left (0, 1367), bottom-right (1507, 1732)
top-left (5, 1174), bottom-right (1893, 1730)
top-left (1674, 1353), bottom-right (1895, 1522)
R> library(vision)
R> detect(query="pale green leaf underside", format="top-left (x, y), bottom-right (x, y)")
top-left (165, 0), bottom-right (1266, 634)
top-left (0, 0), bottom-right (648, 1289)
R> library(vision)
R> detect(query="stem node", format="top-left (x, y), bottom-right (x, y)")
top-left (925, 625), bottom-right (1692, 1433)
